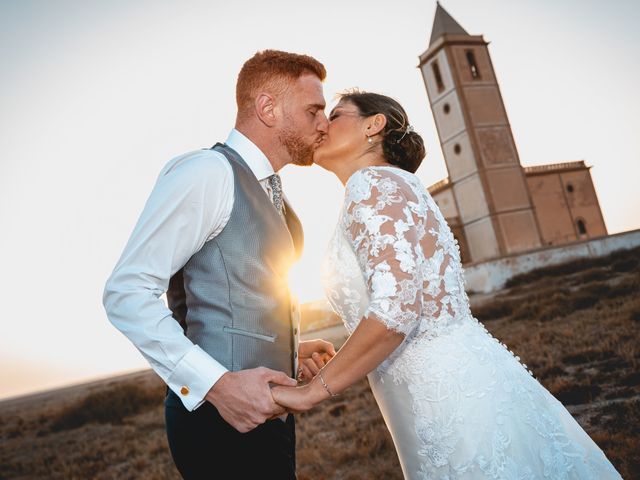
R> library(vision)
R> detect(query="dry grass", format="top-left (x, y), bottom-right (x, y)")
top-left (1, 247), bottom-right (638, 479)
top-left (295, 378), bottom-right (402, 480)
top-left (0, 373), bottom-right (177, 480)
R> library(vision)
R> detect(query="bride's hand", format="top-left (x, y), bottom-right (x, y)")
top-left (271, 385), bottom-right (315, 413)
top-left (297, 339), bottom-right (336, 382)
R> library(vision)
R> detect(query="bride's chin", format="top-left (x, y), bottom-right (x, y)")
top-left (312, 153), bottom-right (328, 170)
top-left (313, 148), bottom-right (339, 173)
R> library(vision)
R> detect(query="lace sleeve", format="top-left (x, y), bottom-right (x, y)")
top-left (344, 168), bottom-right (439, 335)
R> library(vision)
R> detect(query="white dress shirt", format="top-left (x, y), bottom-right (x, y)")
top-left (103, 129), bottom-right (279, 411)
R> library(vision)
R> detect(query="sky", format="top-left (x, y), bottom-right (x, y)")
top-left (1, 0), bottom-right (639, 399)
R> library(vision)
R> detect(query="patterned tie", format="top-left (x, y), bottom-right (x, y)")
top-left (268, 173), bottom-right (284, 217)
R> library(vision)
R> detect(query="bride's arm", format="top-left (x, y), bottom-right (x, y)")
top-left (273, 170), bottom-right (438, 411)
top-left (272, 315), bottom-right (404, 410)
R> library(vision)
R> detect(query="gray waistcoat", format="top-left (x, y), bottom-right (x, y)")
top-left (167, 143), bottom-right (303, 377)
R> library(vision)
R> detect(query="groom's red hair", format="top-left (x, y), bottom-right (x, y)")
top-left (236, 49), bottom-right (326, 121)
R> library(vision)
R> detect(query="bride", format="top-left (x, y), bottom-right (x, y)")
top-left (272, 91), bottom-right (622, 479)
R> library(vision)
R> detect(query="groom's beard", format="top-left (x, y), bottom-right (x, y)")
top-left (278, 128), bottom-right (315, 166)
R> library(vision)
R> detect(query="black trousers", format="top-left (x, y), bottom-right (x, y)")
top-left (164, 388), bottom-right (296, 480)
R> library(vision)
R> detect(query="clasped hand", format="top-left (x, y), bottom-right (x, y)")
top-left (297, 338), bottom-right (336, 381)
top-left (271, 339), bottom-right (336, 414)
top-left (206, 339), bottom-right (335, 432)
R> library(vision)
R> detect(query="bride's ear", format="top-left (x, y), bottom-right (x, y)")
top-left (365, 113), bottom-right (387, 138)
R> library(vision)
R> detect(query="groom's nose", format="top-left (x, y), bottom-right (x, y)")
top-left (317, 112), bottom-right (329, 133)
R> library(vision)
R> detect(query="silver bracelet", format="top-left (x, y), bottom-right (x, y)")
top-left (318, 370), bottom-right (339, 397)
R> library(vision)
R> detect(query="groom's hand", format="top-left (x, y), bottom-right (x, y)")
top-left (204, 367), bottom-right (297, 433)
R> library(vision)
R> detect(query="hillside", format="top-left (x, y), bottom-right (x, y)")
top-left (1, 246), bottom-right (638, 479)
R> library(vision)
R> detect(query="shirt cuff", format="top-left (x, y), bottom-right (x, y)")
top-left (166, 344), bottom-right (228, 411)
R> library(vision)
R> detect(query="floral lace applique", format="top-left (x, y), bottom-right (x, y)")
top-left (339, 167), bottom-right (471, 338)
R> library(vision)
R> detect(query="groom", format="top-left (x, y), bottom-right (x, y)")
top-left (103, 50), bottom-right (334, 479)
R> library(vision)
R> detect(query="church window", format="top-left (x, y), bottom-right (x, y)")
top-left (443, 103), bottom-right (451, 114)
top-left (454, 143), bottom-right (461, 154)
top-left (432, 61), bottom-right (445, 92)
top-left (566, 183), bottom-right (574, 193)
top-left (466, 50), bottom-right (480, 79)
top-left (577, 218), bottom-right (587, 235)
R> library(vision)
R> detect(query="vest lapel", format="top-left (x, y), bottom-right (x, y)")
top-left (283, 198), bottom-right (304, 261)
top-left (214, 143), bottom-right (304, 260)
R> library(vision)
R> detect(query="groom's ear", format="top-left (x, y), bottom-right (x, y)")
top-left (366, 113), bottom-right (387, 137)
top-left (255, 92), bottom-right (277, 127)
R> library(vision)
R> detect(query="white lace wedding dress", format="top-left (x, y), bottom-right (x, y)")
top-left (322, 166), bottom-right (621, 480)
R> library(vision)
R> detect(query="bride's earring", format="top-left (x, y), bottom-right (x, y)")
top-left (366, 135), bottom-right (373, 144)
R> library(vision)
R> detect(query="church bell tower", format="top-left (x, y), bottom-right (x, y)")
top-left (419, 3), bottom-right (542, 263)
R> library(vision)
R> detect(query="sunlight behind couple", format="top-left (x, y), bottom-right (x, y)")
top-left (287, 259), bottom-right (322, 305)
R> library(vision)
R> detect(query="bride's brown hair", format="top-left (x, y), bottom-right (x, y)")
top-left (339, 91), bottom-right (426, 173)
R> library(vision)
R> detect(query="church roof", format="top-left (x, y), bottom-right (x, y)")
top-left (427, 176), bottom-right (451, 195)
top-left (427, 161), bottom-right (589, 194)
top-left (429, 2), bottom-right (469, 46)
top-left (524, 161), bottom-right (589, 175)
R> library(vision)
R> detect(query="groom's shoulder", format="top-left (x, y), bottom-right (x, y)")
top-left (159, 148), bottom-right (232, 179)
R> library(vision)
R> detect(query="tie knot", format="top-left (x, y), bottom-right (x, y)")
top-left (268, 174), bottom-right (284, 216)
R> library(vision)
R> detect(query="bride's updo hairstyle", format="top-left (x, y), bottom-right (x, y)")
top-left (339, 90), bottom-right (426, 173)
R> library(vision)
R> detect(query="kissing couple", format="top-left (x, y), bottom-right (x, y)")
top-left (104, 50), bottom-right (621, 479)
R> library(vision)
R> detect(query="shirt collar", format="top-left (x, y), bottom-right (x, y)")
top-left (225, 129), bottom-right (274, 181)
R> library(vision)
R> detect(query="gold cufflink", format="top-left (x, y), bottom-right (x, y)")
top-left (180, 386), bottom-right (190, 396)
